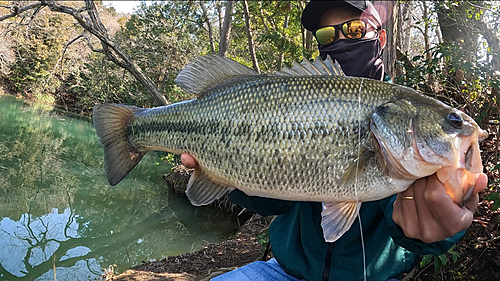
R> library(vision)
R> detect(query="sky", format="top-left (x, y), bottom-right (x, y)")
top-left (102, 1), bottom-right (142, 14)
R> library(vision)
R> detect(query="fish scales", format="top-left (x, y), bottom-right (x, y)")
top-left (127, 75), bottom-right (399, 201)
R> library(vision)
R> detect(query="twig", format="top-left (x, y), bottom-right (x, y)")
top-left (122, 242), bottom-right (131, 269)
top-left (82, 34), bottom-right (103, 53)
top-left (464, 247), bottom-right (488, 273)
top-left (42, 34), bottom-right (85, 90)
top-left (412, 261), bottom-right (434, 280)
top-left (0, 2), bottom-right (43, 22)
top-left (484, 235), bottom-right (500, 243)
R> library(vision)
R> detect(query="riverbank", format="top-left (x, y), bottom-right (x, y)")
top-left (103, 214), bottom-right (269, 281)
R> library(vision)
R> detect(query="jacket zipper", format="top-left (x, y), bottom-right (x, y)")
top-left (322, 243), bottom-right (335, 281)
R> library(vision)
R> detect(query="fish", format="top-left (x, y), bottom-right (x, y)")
top-left (92, 55), bottom-right (488, 242)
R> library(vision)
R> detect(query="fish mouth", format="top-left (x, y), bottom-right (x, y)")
top-left (435, 129), bottom-right (485, 205)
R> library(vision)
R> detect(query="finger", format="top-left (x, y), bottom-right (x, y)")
top-left (181, 153), bottom-right (198, 168)
top-left (472, 173), bottom-right (488, 196)
top-left (414, 176), bottom-right (449, 242)
top-left (464, 194), bottom-right (479, 213)
top-left (400, 184), bottom-right (416, 199)
top-left (424, 175), bottom-right (474, 238)
top-left (394, 183), bottom-right (421, 239)
top-left (392, 193), bottom-right (404, 227)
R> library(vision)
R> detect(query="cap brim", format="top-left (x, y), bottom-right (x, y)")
top-left (301, 1), bottom-right (381, 31)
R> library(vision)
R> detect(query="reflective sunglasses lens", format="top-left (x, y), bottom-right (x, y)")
top-left (342, 20), bottom-right (366, 39)
top-left (315, 26), bottom-right (336, 45)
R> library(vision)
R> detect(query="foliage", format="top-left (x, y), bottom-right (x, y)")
top-left (7, 9), bottom-right (69, 99)
top-left (395, 2), bottom-right (500, 277)
top-left (1, 1), bottom-right (318, 113)
top-left (420, 245), bottom-right (460, 272)
top-left (396, 42), bottom-right (499, 120)
top-left (485, 192), bottom-right (500, 210)
top-left (231, 1), bottom-right (316, 72)
top-left (111, 1), bottom-right (206, 102)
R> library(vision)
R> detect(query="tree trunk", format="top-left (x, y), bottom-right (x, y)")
top-left (394, 1), bottom-right (411, 77)
top-left (242, 0), bottom-right (260, 73)
top-left (216, 1), bottom-right (223, 39)
top-left (373, 0), bottom-right (397, 79)
top-left (305, 30), bottom-right (314, 51)
top-left (200, 1), bottom-right (215, 54)
top-left (436, 1), bottom-right (480, 54)
top-left (218, 0), bottom-right (234, 57)
top-left (277, 10), bottom-right (289, 71)
top-left (396, 1), bottom-right (411, 55)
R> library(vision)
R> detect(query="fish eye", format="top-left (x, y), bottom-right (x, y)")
top-left (447, 112), bottom-right (463, 128)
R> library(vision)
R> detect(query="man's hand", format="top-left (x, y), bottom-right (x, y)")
top-left (392, 173), bottom-right (488, 243)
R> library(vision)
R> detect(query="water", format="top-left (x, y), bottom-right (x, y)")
top-left (0, 95), bottom-right (240, 280)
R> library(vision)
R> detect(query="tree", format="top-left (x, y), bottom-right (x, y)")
top-left (373, 1), bottom-right (398, 78)
top-left (0, 0), bottom-right (168, 106)
top-left (218, 0), bottom-right (234, 57)
top-left (242, 0), bottom-right (260, 72)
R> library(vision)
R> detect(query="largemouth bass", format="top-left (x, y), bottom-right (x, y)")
top-left (92, 55), bottom-right (487, 242)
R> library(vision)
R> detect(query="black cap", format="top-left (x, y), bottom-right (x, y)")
top-left (301, 0), bottom-right (382, 31)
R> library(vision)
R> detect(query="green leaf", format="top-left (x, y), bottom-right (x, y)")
top-left (420, 254), bottom-right (433, 268)
top-left (452, 252), bottom-right (460, 263)
top-left (493, 200), bottom-right (500, 211)
top-left (463, 62), bottom-right (474, 70)
top-left (433, 253), bottom-right (447, 271)
top-left (485, 192), bottom-right (499, 200)
top-left (439, 253), bottom-right (447, 267)
top-left (490, 164), bottom-right (500, 171)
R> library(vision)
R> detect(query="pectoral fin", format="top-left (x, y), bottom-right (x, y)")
top-left (321, 201), bottom-right (362, 242)
top-left (340, 147), bottom-right (374, 187)
top-left (186, 167), bottom-right (234, 206)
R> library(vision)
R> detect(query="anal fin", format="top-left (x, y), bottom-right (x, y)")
top-left (186, 167), bottom-right (234, 206)
top-left (321, 201), bottom-right (362, 242)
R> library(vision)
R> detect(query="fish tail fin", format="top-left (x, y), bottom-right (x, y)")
top-left (92, 103), bottom-right (146, 186)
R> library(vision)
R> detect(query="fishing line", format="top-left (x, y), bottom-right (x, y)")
top-left (355, 79), bottom-right (367, 281)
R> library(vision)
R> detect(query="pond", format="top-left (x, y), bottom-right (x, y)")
top-left (0, 95), bottom-right (240, 280)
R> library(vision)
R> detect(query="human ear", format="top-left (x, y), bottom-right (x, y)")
top-left (379, 29), bottom-right (387, 49)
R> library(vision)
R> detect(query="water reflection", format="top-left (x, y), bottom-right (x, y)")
top-left (0, 96), bottom-right (239, 280)
top-left (0, 208), bottom-right (101, 280)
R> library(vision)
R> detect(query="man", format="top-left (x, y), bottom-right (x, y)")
top-left (181, 1), bottom-right (488, 280)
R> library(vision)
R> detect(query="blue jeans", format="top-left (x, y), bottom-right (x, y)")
top-left (211, 258), bottom-right (401, 281)
top-left (211, 258), bottom-right (305, 281)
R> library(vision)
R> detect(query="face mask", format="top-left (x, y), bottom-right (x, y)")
top-left (319, 38), bottom-right (384, 80)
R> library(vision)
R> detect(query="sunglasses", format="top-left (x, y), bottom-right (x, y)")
top-left (313, 19), bottom-right (378, 46)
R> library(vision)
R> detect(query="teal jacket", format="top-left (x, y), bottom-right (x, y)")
top-left (229, 190), bottom-right (463, 281)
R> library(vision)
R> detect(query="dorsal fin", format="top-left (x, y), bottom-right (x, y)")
top-left (276, 55), bottom-right (345, 76)
top-left (174, 55), bottom-right (258, 96)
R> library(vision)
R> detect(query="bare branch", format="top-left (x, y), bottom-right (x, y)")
top-left (0, 2), bottom-right (43, 22)
top-left (40, 0), bottom-right (168, 105)
top-left (82, 34), bottom-right (103, 53)
top-left (42, 34), bottom-right (86, 90)
top-left (411, 24), bottom-right (425, 37)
